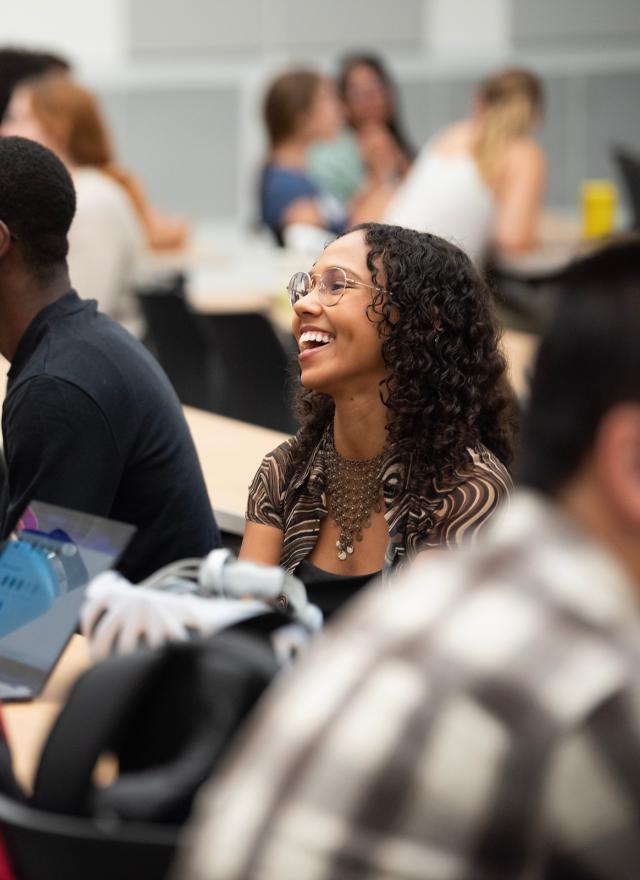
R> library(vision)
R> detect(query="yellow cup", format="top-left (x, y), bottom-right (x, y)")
top-left (581, 180), bottom-right (617, 240)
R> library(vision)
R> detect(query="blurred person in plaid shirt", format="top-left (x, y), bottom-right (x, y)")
top-left (179, 239), bottom-right (640, 880)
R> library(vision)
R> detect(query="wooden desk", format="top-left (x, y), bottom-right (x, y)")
top-left (183, 406), bottom-right (288, 535)
top-left (493, 212), bottom-right (614, 279)
top-left (3, 635), bottom-right (90, 792)
top-left (496, 242), bottom-right (581, 278)
top-left (138, 222), bottom-right (266, 276)
top-left (187, 253), bottom-right (300, 322)
top-left (139, 223), bottom-right (302, 324)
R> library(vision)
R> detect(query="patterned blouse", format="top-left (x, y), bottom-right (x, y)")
top-left (246, 431), bottom-right (512, 577)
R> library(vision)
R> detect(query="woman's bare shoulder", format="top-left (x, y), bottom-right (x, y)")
top-left (431, 119), bottom-right (475, 155)
top-left (503, 137), bottom-right (545, 170)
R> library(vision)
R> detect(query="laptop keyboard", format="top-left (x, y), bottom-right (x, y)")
top-left (0, 674), bottom-right (32, 700)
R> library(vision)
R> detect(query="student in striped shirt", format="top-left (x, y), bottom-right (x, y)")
top-left (241, 223), bottom-right (514, 616)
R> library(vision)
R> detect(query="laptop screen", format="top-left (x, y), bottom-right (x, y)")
top-left (0, 501), bottom-right (135, 700)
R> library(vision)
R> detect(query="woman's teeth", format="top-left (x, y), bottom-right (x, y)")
top-left (299, 331), bottom-right (334, 350)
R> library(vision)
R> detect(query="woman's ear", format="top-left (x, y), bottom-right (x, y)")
top-left (0, 221), bottom-right (11, 261)
top-left (595, 403), bottom-right (640, 526)
top-left (296, 108), bottom-right (314, 140)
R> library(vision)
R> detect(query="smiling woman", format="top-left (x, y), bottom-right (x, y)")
top-left (240, 223), bottom-right (515, 617)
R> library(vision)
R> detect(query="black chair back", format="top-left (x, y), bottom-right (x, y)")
top-left (0, 794), bottom-right (178, 880)
top-left (137, 276), bottom-right (223, 411)
top-left (0, 630), bottom-right (280, 880)
top-left (205, 312), bottom-right (298, 433)
top-left (613, 145), bottom-right (640, 230)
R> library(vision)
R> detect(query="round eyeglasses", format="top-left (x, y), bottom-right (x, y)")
top-left (287, 267), bottom-right (385, 308)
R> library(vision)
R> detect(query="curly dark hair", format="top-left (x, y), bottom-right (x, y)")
top-left (0, 136), bottom-right (76, 276)
top-left (292, 223), bottom-right (515, 496)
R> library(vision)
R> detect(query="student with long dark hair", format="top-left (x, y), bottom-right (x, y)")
top-left (241, 222), bottom-right (514, 615)
top-left (309, 53), bottom-right (413, 205)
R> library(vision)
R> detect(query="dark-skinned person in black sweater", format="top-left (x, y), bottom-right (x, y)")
top-left (0, 136), bottom-right (220, 581)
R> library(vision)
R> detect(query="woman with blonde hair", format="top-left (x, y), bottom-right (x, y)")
top-left (385, 68), bottom-right (545, 266)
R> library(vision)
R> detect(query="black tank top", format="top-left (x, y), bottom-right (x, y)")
top-left (294, 558), bottom-right (381, 619)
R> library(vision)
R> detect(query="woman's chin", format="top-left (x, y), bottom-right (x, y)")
top-left (300, 370), bottom-right (335, 397)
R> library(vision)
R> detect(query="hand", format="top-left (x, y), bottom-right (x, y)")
top-left (358, 123), bottom-right (404, 182)
top-left (146, 213), bottom-right (189, 251)
top-left (80, 571), bottom-right (270, 662)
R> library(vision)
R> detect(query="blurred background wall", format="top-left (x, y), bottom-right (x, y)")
top-left (4, 0), bottom-right (640, 226)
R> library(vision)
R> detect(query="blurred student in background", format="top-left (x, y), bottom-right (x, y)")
top-left (5, 71), bottom-right (187, 253)
top-left (308, 53), bottom-right (414, 206)
top-left (3, 74), bottom-right (144, 333)
top-left (3, 74), bottom-right (188, 334)
top-left (385, 67), bottom-right (545, 266)
top-left (261, 70), bottom-right (393, 250)
top-left (0, 46), bottom-right (70, 122)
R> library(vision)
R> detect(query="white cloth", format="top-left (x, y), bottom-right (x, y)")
top-left (384, 147), bottom-right (495, 266)
top-left (81, 572), bottom-right (273, 662)
top-left (81, 565), bottom-right (322, 666)
top-left (68, 168), bottom-right (145, 335)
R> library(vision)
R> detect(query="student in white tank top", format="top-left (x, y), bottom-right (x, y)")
top-left (386, 145), bottom-right (495, 266)
top-left (385, 68), bottom-right (546, 267)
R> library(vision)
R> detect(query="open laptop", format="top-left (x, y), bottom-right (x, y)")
top-left (0, 501), bottom-right (135, 702)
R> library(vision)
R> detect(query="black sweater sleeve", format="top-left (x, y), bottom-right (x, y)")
top-left (2, 376), bottom-right (123, 536)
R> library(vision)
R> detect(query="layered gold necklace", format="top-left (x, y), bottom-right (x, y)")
top-left (324, 428), bottom-right (386, 561)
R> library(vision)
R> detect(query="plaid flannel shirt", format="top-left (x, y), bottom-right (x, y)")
top-left (181, 491), bottom-right (640, 880)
